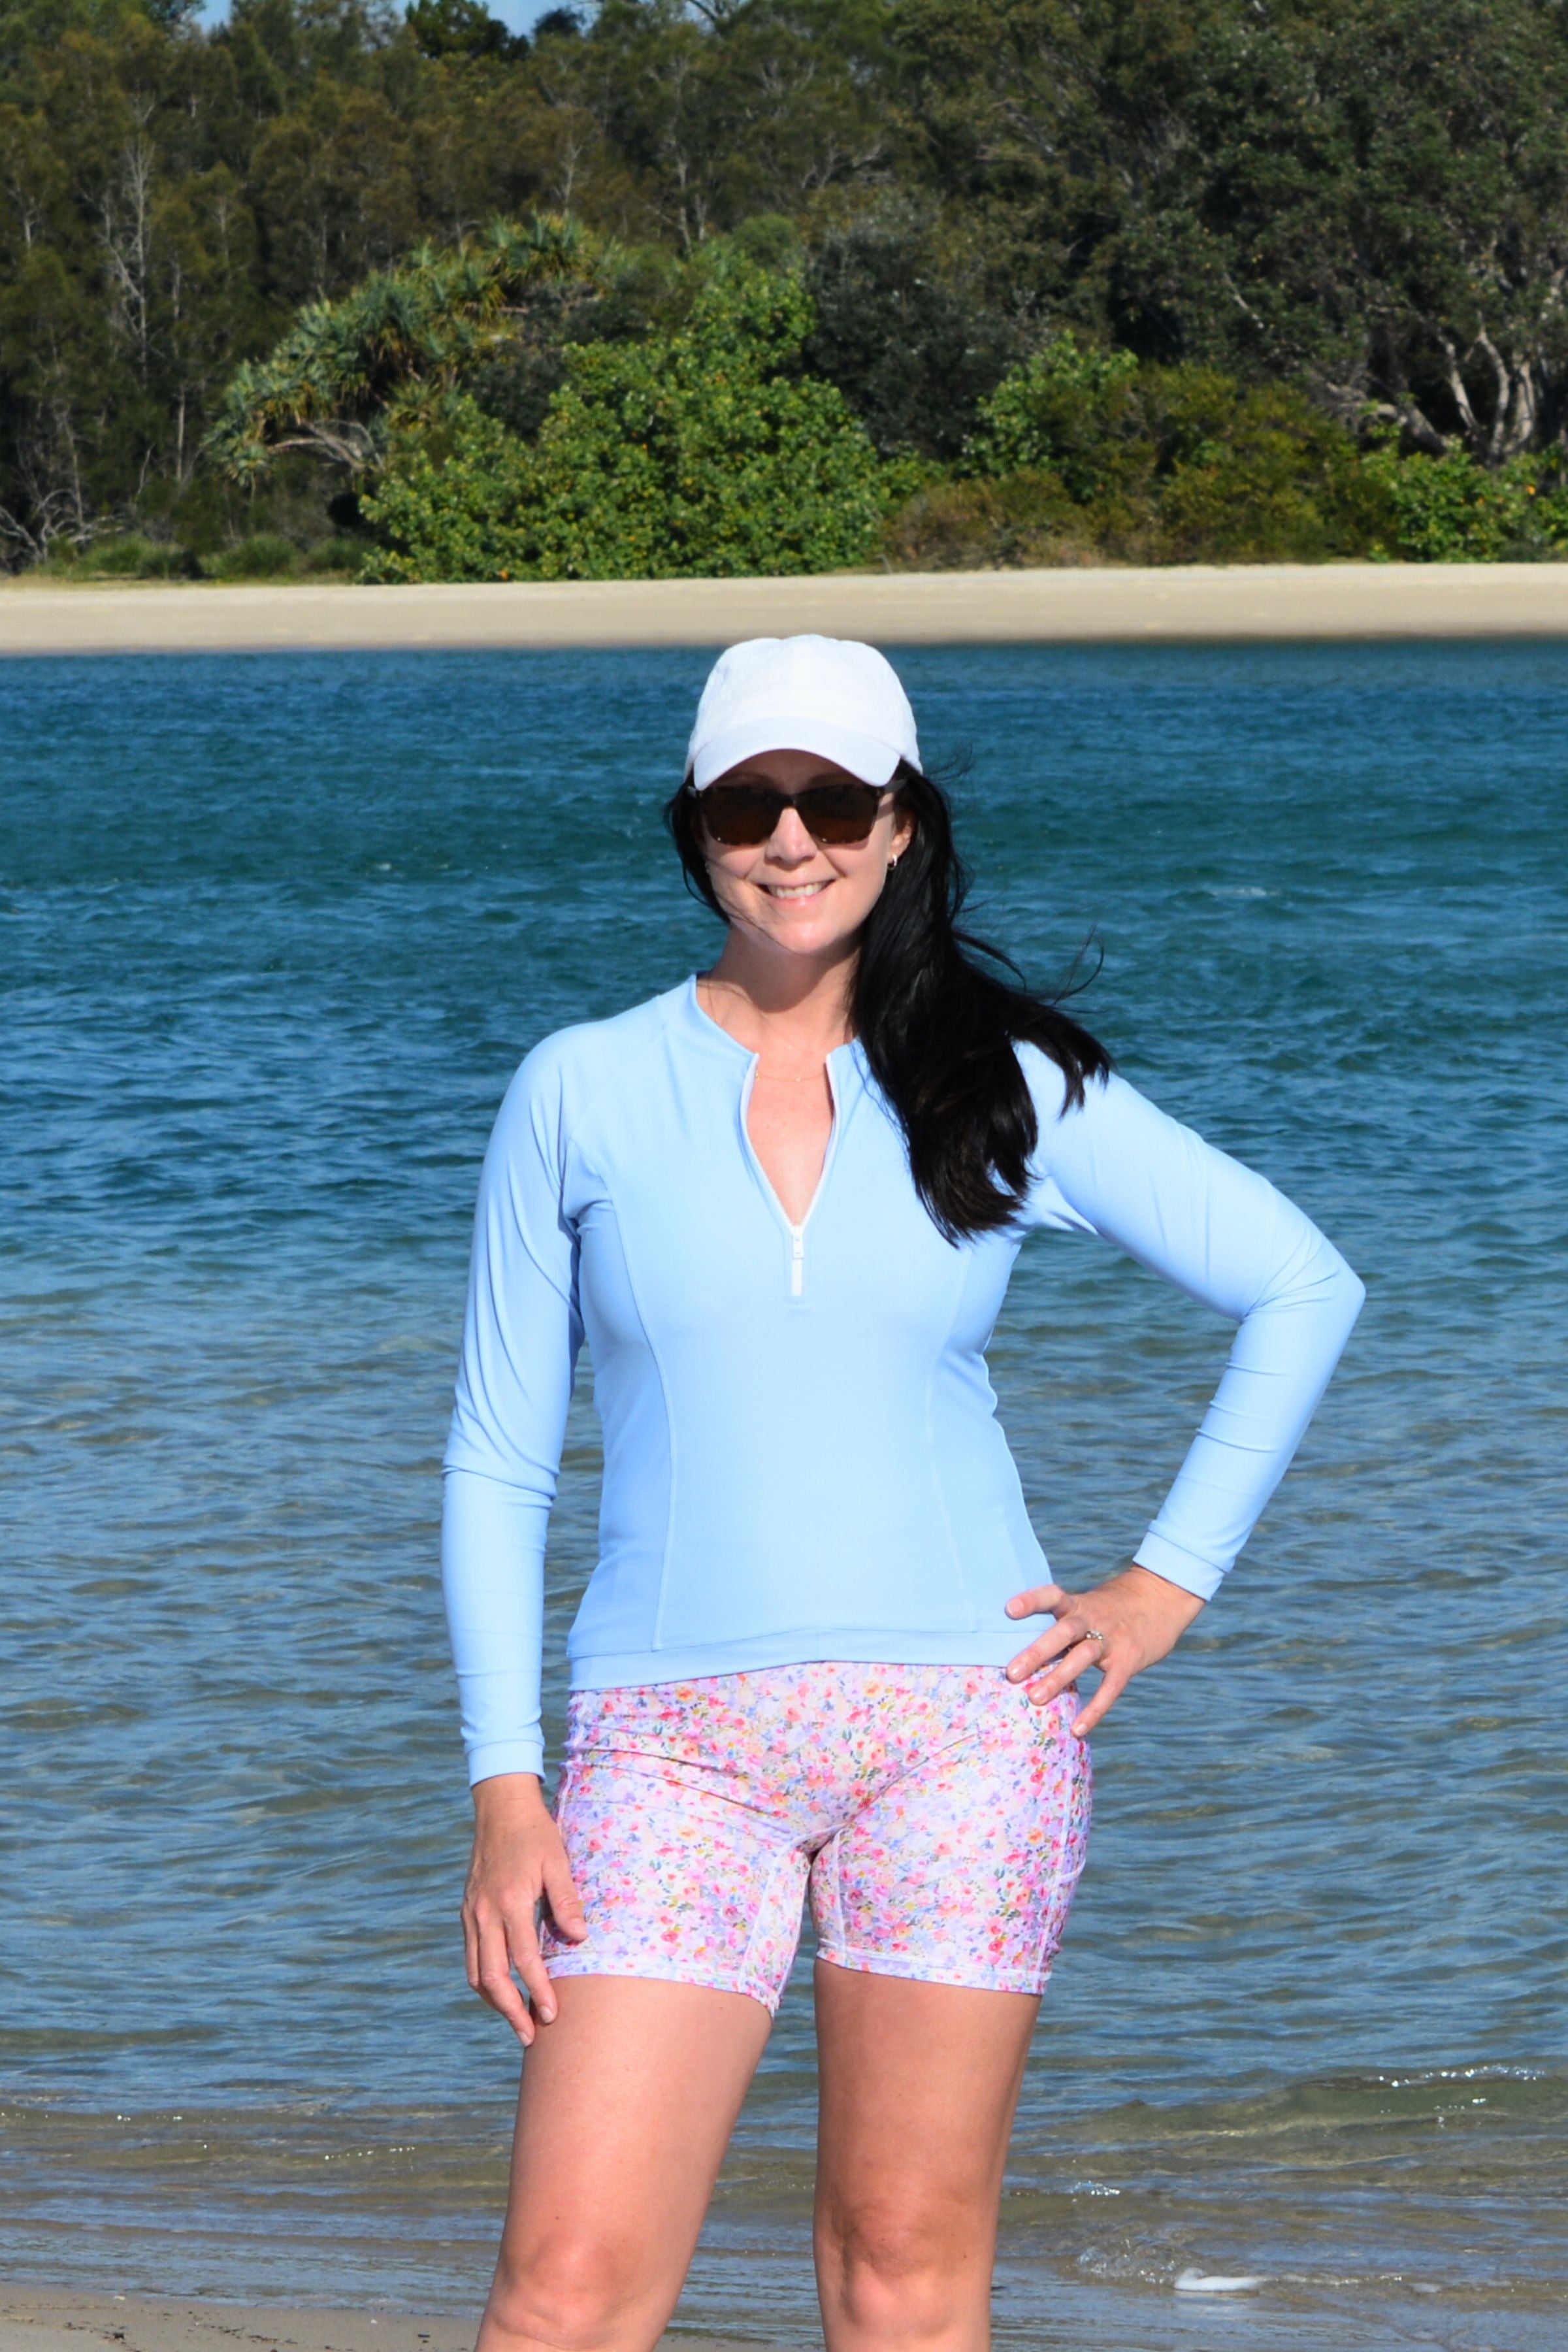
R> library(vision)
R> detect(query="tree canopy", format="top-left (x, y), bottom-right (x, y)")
top-left (4, 0), bottom-right (1568, 570)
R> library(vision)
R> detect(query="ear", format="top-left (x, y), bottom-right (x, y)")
top-left (889, 801), bottom-right (917, 862)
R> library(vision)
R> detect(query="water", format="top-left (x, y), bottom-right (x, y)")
top-left (3, 644), bottom-right (1565, 2350)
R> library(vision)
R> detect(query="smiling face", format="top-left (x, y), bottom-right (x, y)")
top-left (698, 747), bottom-right (915, 970)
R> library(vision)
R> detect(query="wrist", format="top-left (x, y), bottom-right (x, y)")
top-left (472, 1770), bottom-right (547, 1819)
top-left (1121, 1560), bottom-right (1207, 1624)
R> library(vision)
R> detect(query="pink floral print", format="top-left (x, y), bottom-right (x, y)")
top-left (539, 1662), bottom-right (1091, 2013)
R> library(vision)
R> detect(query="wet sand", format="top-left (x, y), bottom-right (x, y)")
top-left (0, 2288), bottom-right (754, 2352)
top-left (3, 563), bottom-right (1568, 652)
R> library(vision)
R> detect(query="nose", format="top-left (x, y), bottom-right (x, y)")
top-left (765, 806), bottom-right (819, 864)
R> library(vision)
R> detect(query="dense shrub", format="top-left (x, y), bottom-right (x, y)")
top-left (210, 533), bottom-right (301, 578)
top-left (881, 473), bottom-right (1085, 570)
top-left (359, 398), bottom-right (536, 581)
top-left (361, 261), bottom-right (890, 581)
top-left (940, 340), bottom-right (1386, 561)
top-left (301, 534), bottom-right (375, 574)
top-left (61, 536), bottom-right (202, 580)
top-left (964, 340), bottom-right (1143, 498)
top-left (1363, 448), bottom-right (1568, 560)
top-left (1148, 380), bottom-right (1386, 561)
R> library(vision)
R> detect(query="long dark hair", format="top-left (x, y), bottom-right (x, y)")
top-left (664, 761), bottom-right (1111, 1241)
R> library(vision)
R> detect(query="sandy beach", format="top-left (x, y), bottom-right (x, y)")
top-left (3, 563), bottom-right (1568, 653)
top-left (0, 2290), bottom-right (758, 2352)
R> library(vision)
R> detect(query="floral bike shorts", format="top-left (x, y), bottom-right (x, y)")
top-left (538, 1661), bottom-right (1092, 2014)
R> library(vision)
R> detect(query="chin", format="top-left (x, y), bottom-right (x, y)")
top-left (762, 915), bottom-right (860, 955)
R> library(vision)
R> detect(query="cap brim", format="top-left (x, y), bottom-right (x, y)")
top-left (691, 717), bottom-right (902, 791)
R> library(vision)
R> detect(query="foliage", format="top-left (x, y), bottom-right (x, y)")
top-left (964, 339), bottom-right (1142, 498)
top-left (208, 527), bottom-right (299, 575)
top-left (895, 0), bottom-right (1568, 461)
top-left (7, 0), bottom-right (1568, 569)
top-left (800, 202), bottom-right (1028, 459)
top-left (881, 471), bottom-right (1081, 570)
top-left (1362, 448), bottom-right (1568, 562)
top-left (358, 395), bottom-right (535, 580)
top-left (405, 0), bottom-right (526, 63)
top-left (60, 531), bottom-right (202, 578)
top-left (957, 340), bottom-right (1384, 559)
top-left (361, 258), bottom-right (889, 580)
top-left (204, 215), bottom-right (598, 483)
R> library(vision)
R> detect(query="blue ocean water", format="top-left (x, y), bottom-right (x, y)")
top-left (2, 643), bottom-right (1565, 2349)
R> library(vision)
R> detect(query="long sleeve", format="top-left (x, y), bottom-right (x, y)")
top-left (1021, 1053), bottom-right (1365, 1599)
top-left (442, 1047), bottom-right (583, 1784)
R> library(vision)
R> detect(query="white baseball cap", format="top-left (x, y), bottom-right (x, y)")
top-left (687, 635), bottom-right (921, 789)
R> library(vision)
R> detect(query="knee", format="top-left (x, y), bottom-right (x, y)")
top-left (820, 2200), bottom-right (979, 2340)
top-left (485, 2234), bottom-right (646, 2352)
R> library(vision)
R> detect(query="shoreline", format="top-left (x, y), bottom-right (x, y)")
top-left (0, 2287), bottom-right (757, 2352)
top-left (3, 563), bottom-right (1568, 652)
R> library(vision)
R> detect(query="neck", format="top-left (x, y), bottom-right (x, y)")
top-left (702, 930), bottom-right (857, 1055)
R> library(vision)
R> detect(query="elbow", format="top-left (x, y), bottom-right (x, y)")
top-left (1334, 1252), bottom-right (1367, 1329)
top-left (1242, 1235), bottom-right (1365, 1350)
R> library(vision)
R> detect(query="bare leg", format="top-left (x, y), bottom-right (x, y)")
top-left (812, 1960), bottom-right (1038, 2352)
top-left (478, 1974), bottom-right (772, 2352)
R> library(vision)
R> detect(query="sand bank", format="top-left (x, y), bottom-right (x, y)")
top-left (4, 563), bottom-right (1568, 654)
top-left (0, 2288), bottom-right (753, 2352)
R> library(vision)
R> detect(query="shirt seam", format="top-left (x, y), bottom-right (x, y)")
top-left (924, 1247), bottom-right (981, 1635)
top-left (551, 993), bottom-right (683, 1188)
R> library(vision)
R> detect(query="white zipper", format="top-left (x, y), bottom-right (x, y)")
top-left (738, 1055), bottom-right (839, 1302)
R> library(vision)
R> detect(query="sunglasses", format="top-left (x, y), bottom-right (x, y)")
top-left (692, 778), bottom-right (889, 848)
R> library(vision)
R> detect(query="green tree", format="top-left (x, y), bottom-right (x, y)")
top-left (964, 337), bottom-right (1142, 498)
top-left (801, 200), bottom-right (1027, 459)
top-left (361, 255), bottom-right (890, 578)
top-left (960, 338), bottom-right (1384, 559)
top-left (405, 0), bottom-right (524, 63)
top-left (205, 213), bottom-right (598, 482)
top-left (1363, 446), bottom-right (1568, 560)
top-left (898, 0), bottom-right (1568, 458)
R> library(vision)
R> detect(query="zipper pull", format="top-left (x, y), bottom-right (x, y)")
top-left (790, 1228), bottom-right (804, 1298)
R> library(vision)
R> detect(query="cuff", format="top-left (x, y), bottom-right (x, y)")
top-left (467, 1737), bottom-right (546, 1786)
top-left (1132, 1527), bottom-right (1226, 1602)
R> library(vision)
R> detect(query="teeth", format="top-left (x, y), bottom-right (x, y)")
top-left (765, 882), bottom-right (828, 899)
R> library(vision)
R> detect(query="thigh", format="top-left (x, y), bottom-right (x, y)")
top-left (813, 1963), bottom-right (1037, 2251)
top-left (497, 1974), bottom-right (771, 2316)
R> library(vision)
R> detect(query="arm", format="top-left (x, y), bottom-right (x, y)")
top-left (442, 1046), bottom-right (589, 2037)
top-left (1005, 1057), bottom-right (1365, 1733)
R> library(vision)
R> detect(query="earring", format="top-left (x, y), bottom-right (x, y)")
top-left (888, 855), bottom-right (900, 870)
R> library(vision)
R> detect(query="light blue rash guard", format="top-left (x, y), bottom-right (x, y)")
top-left (442, 977), bottom-right (1364, 1784)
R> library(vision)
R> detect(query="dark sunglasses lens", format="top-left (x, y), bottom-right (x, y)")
top-left (796, 785), bottom-right (884, 843)
top-left (699, 785), bottom-right (781, 845)
top-left (696, 780), bottom-right (885, 847)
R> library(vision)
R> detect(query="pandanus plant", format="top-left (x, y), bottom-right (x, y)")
top-left (204, 214), bottom-right (604, 485)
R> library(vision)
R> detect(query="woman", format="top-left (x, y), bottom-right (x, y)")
top-left (442, 635), bottom-right (1364, 2352)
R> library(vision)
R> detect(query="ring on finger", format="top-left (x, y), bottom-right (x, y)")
top-left (1080, 1626), bottom-right (1107, 1656)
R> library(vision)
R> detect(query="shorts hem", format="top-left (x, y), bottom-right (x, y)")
top-left (814, 1942), bottom-right (1053, 1998)
top-left (542, 1949), bottom-right (783, 2016)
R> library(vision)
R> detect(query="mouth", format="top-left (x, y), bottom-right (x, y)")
top-left (759, 880), bottom-right (832, 900)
